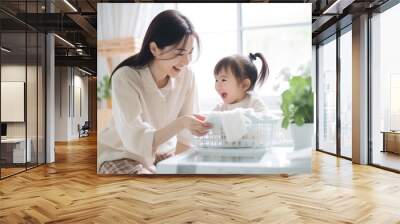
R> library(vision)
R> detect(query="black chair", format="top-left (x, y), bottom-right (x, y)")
top-left (78, 121), bottom-right (90, 138)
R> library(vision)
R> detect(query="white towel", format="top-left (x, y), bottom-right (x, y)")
top-left (220, 109), bottom-right (251, 142)
top-left (205, 108), bottom-right (252, 142)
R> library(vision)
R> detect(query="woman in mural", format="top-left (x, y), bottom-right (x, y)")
top-left (98, 10), bottom-right (212, 174)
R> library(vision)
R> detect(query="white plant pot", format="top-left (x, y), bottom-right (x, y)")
top-left (290, 123), bottom-right (314, 150)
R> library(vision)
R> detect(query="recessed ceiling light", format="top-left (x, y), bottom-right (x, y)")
top-left (54, 34), bottom-right (75, 48)
top-left (63, 0), bottom-right (78, 12)
top-left (1, 47), bottom-right (11, 53)
top-left (322, 0), bottom-right (354, 15)
top-left (78, 67), bottom-right (92, 76)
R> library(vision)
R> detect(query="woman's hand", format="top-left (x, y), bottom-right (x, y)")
top-left (154, 150), bottom-right (174, 165)
top-left (152, 114), bottom-right (212, 154)
top-left (180, 114), bottom-right (213, 136)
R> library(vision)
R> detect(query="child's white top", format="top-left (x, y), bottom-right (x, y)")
top-left (98, 66), bottom-right (198, 170)
top-left (213, 93), bottom-right (267, 112)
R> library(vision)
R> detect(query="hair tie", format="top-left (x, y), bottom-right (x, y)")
top-left (249, 53), bottom-right (256, 62)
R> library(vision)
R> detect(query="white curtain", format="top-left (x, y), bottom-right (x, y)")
top-left (97, 3), bottom-right (168, 78)
top-left (98, 3), bottom-right (166, 41)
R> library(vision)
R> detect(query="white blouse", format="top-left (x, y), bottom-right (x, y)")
top-left (213, 93), bottom-right (267, 112)
top-left (98, 66), bottom-right (198, 170)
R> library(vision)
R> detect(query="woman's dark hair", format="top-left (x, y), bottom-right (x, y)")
top-left (111, 10), bottom-right (199, 77)
top-left (214, 53), bottom-right (269, 91)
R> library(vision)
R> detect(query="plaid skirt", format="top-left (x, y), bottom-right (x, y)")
top-left (98, 151), bottom-right (174, 175)
top-left (98, 158), bottom-right (148, 174)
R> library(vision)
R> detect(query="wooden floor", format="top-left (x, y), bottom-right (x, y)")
top-left (1, 135), bottom-right (400, 223)
top-left (373, 150), bottom-right (400, 171)
top-left (1, 167), bottom-right (26, 178)
top-left (1, 163), bottom-right (46, 178)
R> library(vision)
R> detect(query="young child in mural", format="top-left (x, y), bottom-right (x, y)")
top-left (213, 52), bottom-right (269, 112)
top-left (198, 53), bottom-right (271, 143)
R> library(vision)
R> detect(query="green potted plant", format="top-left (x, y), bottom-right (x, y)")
top-left (280, 75), bottom-right (314, 149)
top-left (97, 75), bottom-right (112, 108)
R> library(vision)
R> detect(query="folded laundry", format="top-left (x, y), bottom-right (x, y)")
top-left (194, 109), bottom-right (280, 148)
top-left (204, 108), bottom-right (262, 142)
top-left (221, 109), bottom-right (251, 142)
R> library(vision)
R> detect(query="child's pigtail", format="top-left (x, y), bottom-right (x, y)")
top-left (249, 52), bottom-right (269, 87)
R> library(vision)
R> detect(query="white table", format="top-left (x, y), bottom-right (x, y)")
top-left (156, 146), bottom-right (312, 174)
top-left (1, 138), bottom-right (32, 163)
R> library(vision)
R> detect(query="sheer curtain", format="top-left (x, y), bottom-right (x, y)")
top-left (97, 3), bottom-right (167, 79)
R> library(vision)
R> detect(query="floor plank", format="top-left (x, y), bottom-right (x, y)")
top-left (1, 135), bottom-right (400, 223)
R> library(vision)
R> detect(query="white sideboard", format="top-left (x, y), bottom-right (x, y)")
top-left (1, 138), bottom-right (32, 163)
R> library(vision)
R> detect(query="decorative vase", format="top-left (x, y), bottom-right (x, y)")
top-left (290, 123), bottom-right (314, 150)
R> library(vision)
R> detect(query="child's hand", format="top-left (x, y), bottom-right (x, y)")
top-left (181, 114), bottom-right (213, 136)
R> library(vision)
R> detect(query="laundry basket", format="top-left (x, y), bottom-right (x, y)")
top-left (193, 118), bottom-right (279, 149)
